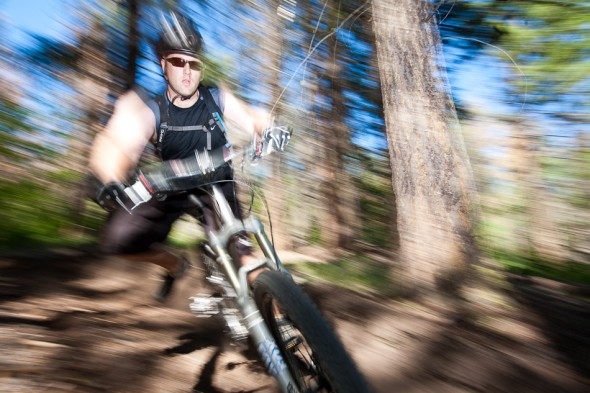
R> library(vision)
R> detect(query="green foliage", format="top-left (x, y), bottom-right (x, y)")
top-left (288, 254), bottom-right (392, 294)
top-left (483, 246), bottom-right (590, 286)
top-left (0, 174), bottom-right (103, 251)
top-left (358, 198), bottom-right (391, 246)
top-left (352, 150), bottom-right (395, 247)
top-left (306, 218), bottom-right (322, 245)
top-left (0, 179), bottom-right (62, 248)
top-left (445, 2), bottom-right (590, 280)
top-left (0, 100), bottom-right (56, 161)
top-left (469, 0), bottom-right (590, 110)
top-left (165, 218), bottom-right (205, 249)
top-left (202, 55), bottom-right (238, 89)
top-left (0, 101), bottom-right (32, 134)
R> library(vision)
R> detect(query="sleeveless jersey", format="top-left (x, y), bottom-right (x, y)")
top-left (156, 86), bottom-right (228, 161)
top-left (134, 85), bottom-right (229, 161)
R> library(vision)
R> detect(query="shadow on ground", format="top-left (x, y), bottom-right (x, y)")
top-left (1, 247), bottom-right (589, 392)
top-left (508, 276), bottom-right (590, 378)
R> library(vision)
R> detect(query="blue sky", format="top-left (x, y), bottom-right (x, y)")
top-left (2, 0), bottom-right (76, 45)
top-left (2, 0), bottom-right (513, 128)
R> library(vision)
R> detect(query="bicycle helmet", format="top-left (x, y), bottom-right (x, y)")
top-left (155, 12), bottom-right (204, 59)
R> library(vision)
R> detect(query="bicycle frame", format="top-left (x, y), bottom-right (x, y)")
top-left (187, 184), bottom-right (299, 393)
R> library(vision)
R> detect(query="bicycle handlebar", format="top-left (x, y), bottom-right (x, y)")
top-left (124, 126), bottom-right (292, 210)
top-left (125, 145), bottom-right (236, 208)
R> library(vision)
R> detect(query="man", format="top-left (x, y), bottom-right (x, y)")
top-left (89, 12), bottom-right (285, 300)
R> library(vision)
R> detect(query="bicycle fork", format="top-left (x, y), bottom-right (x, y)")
top-left (193, 188), bottom-right (300, 393)
top-left (240, 296), bottom-right (299, 393)
top-left (205, 242), bottom-right (299, 393)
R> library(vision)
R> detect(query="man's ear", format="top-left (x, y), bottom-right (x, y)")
top-left (160, 59), bottom-right (168, 79)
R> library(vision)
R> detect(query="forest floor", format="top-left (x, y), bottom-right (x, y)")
top-left (0, 246), bottom-right (589, 393)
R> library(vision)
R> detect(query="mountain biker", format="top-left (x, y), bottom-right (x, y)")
top-left (88, 12), bottom-right (286, 301)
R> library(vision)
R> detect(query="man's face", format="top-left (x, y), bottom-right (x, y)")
top-left (161, 53), bottom-right (203, 98)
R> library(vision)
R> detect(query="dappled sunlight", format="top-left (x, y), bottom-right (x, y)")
top-left (1, 1), bottom-right (589, 391)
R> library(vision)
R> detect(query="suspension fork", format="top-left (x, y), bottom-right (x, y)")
top-left (250, 218), bottom-right (294, 276)
top-left (195, 188), bottom-right (299, 392)
top-left (238, 296), bottom-right (300, 393)
top-left (202, 242), bottom-right (299, 393)
top-left (210, 185), bottom-right (287, 272)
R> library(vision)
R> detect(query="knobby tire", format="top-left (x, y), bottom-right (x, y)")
top-left (253, 271), bottom-right (372, 393)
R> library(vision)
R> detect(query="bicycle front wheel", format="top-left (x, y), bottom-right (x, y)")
top-left (253, 271), bottom-right (372, 393)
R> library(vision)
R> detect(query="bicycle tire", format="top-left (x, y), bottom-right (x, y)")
top-left (253, 271), bottom-right (372, 393)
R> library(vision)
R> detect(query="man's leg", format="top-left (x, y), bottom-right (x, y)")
top-left (120, 247), bottom-right (184, 274)
top-left (100, 197), bottom-right (188, 300)
top-left (223, 181), bottom-right (272, 284)
top-left (229, 235), bottom-right (265, 284)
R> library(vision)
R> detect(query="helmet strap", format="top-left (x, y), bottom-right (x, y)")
top-left (169, 85), bottom-right (197, 101)
top-left (167, 85), bottom-right (200, 104)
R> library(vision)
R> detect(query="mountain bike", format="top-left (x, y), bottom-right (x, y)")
top-left (122, 131), bottom-right (372, 393)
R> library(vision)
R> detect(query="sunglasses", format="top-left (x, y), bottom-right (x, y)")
top-left (166, 57), bottom-right (203, 71)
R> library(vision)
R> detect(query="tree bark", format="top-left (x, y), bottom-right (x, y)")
top-left (371, 0), bottom-right (479, 295)
top-left (320, 32), bottom-right (358, 250)
top-left (125, 0), bottom-right (139, 90)
top-left (262, 0), bottom-right (290, 249)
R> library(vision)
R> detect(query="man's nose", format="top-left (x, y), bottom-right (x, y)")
top-left (183, 63), bottom-right (191, 74)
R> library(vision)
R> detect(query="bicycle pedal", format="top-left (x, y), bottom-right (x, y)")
top-left (189, 294), bottom-right (222, 317)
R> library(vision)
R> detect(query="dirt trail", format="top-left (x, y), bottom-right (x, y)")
top-left (0, 247), bottom-right (588, 392)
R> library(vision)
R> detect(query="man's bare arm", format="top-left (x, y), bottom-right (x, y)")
top-left (89, 90), bottom-right (156, 183)
top-left (219, 87), bottom-right (271, 138)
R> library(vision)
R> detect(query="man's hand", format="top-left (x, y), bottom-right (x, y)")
top-left (95, 182), bottom-right (134, 213)
top-left (261, 125), bottom-right (291, 156)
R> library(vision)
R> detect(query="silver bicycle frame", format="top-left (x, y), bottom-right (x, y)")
top-left (189, 185), bottom-right (299, 393)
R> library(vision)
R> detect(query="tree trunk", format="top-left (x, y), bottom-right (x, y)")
top-left (125, 0), bottom-right (139, 90)
top-left (318, 59), bottom-right (351, 250)
top-left (371, 0), bottom-right (478, 295)
top-left (262, 0), bottom-right (290, 250)
top-left (506, 121), bottom-right (564, 262)
top-left (324, 24), bottom-right (359, 250)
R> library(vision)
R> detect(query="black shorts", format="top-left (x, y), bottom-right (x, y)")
top-left (100, 181), bottom-right (247, 255)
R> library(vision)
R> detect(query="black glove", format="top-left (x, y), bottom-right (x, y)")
top-left (262, 125), bottom-right (291, 154)
top-left (95, 182), bottom-right (134, 213)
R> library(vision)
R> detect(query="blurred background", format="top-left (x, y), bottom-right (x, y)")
top-left (0, 0), bottom-right (588, 289)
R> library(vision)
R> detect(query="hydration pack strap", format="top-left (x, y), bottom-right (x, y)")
top-left (153, 86), bottom-right (230, 156)
top-left (200, 87), bottom-right (231, 147)
top-left (154, 94), bottom-right (167, 156)
top-left (165, 124), bottom-right (212, 150)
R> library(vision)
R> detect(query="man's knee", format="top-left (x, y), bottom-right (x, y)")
top-left (99, 221), bottom-right (152, 255)
top-left (227, 233), bottom-right (254, 263)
